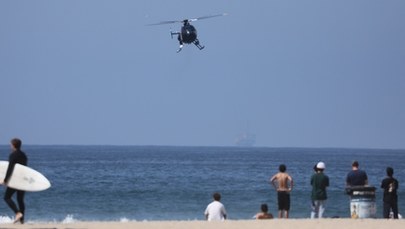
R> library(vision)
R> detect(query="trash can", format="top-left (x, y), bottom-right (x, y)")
top-left (345, 186), bottom-right (376, 218)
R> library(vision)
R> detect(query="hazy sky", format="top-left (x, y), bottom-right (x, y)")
top-left (1, 0), bottom-right (404, 148)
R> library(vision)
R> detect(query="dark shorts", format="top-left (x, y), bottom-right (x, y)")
top-left (277, 191), bottom-right (290, 211)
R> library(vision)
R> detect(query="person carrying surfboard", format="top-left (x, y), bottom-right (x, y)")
top-left (1, 138), bottom-right (27, 224)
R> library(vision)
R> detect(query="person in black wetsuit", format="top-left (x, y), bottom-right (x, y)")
top-left (1, 138), bottom-right (28, 224)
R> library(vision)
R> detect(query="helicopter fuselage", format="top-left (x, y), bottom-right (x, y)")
top-left (171, 23), bottom-right (204, 52)
top-left (179, 24), bottom-right (197, 44)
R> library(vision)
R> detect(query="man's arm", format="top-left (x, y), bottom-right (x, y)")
top-left (288, 175), bottom-right (294, 191)
top-left (381, 179), bottom-right (385, 189)
top-left (222, 206), bottom-right (227, 220)
top-left (4, 154), bottom-right (17, 184)
top-left (346, 172), bottom-right (351, 187)
top-left (364, 172), bottom-right (368, 185)
top-left (270, 174), bottom-right (278, 190)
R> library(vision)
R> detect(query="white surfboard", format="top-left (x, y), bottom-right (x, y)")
top-left (0, 161), bottom-right (51, 192)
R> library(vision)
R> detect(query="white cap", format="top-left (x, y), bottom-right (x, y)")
top-left (316, 162), bottom-right (325, 169)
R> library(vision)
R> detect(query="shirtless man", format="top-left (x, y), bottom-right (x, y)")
top-left (270, 164), bottom-right (293, 218)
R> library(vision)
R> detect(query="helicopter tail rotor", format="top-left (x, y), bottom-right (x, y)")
top-left (170, 29), bottom-right (175, 39)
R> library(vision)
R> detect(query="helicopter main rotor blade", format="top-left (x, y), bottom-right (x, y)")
top-left (147, 13), bottom-right (227, 26)
top-left (189, 13), bottom-right (228, 22)
top-left (146, 20), bottom-right (182, 26)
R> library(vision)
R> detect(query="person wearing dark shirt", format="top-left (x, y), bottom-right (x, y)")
top-left (1, 138), bottom-right (28, 224)
top-left (381, 167), bottom-right (399, 219)
top-left (346, 161), bottom-right (368, 187)
top-left (310, 162), bottom-right (329, 219)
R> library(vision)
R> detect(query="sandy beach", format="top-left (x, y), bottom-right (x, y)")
top-left (1, 219), bottom-right (404, 229)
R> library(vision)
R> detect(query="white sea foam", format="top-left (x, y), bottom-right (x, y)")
top-left (62, 214), bottom-right (77, 224)
top-left (120, 217), bottom-right (130, 222)
top-left (0, 214), bottom-right (144, 225)
top-left (0, 215), bottom-right (13, 224)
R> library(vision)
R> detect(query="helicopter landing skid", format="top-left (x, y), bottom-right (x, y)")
top-left (176, 44), bottom-right (183, 53)
top-left (193, 39), bottom-right (205, 50)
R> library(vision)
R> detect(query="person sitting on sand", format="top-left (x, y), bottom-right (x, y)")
top-left (255, 204), bottom-right (274, 219)
top-left (204, 192), bottom-right (227, 221)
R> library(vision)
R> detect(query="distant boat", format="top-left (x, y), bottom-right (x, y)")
top-left (235, 133), bottom-right (256, 147)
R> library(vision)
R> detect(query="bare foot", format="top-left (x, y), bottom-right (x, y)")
top-left (13, 212), bottom-right (23, 224)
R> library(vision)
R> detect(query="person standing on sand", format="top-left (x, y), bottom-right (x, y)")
top-left (381, 167), bottom-right (399, 219)
top-left (204, 192), bottom-right (227, 221)
top-left (0, 138), bottom-right (28, 224)
top-left (270, 164), bottom-right (293, 218)
top-left (310, 162), bottom-right (329, 219)
top-left (346, 161), bottom-right (368, 187)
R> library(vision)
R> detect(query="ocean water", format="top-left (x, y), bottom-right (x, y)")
top-left (0, 145), bottom-right (404, 223)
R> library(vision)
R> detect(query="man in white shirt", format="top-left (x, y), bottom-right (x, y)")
top-left (204, 192), bottom-right (227, 221)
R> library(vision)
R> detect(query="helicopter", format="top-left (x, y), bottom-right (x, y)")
top-left (148, 13), bottom-right (227, 53)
